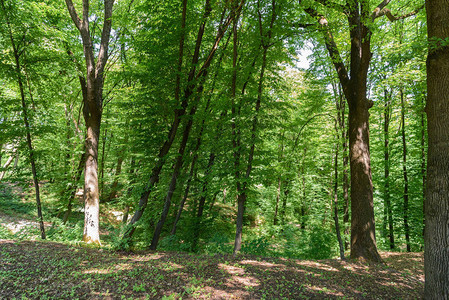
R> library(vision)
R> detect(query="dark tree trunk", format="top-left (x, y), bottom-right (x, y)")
top-left (383, 89), bottom-right (394, 249)
top-left (171, 33), bottom-right (230, 236)
top-left (149, 93), bottom-right (202, 250)
top-left (332, 128), bottom-right (345, 260)
top-left (233, 0), bottom-right (275, 256)
top-left (400, 89), bottom-right (411, 252)
top-left (1, 0), bottom-right (45, 239)
top-left (424, 0), bottom-right (449, 297)
top-left (273, 178), bottom-right (281, 225)
top-left (421, 95), bottom-right (426, 238)
top-left (63, 151), bottom-right (85, 224)
top-left (273, 131), bottom-right (284, 226)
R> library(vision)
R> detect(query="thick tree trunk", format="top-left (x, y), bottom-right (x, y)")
top-left (306, 1), bottom-right (381, 262)
top-left (424, 0), bottom-right (449, 297)
top-left (348, 99), bottom-right (381, 262)
top-left (65, 0), bottom-right (114, 244)
top-left (400, 89), bottom-right (411, 252)
top-left (83, 118), bottom-right (101, 243)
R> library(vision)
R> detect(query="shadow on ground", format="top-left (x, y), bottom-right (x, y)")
top-left (0, 240), bottom-right (423, 299)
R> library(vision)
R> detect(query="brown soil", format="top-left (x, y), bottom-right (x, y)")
top-left (0, 240), bottom-right (423, 299)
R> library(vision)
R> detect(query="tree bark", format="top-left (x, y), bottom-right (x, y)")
top-left (424, 0), bottom-right (449, 297)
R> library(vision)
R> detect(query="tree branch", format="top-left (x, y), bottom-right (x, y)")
top-left (96, 0), bottom-right (115, 77)
top-left (304, 7), bottom-right (351, 95)
top-left (64, 0), bottom-right (82, 30)
top-left (372, 1), bottom-right (424, 22)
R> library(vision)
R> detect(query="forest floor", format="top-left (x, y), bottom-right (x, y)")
top-left (0, 239), bottom-right (423, 299)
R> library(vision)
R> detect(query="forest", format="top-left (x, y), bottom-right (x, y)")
top-left (0, 0), bottom-right (448, 298)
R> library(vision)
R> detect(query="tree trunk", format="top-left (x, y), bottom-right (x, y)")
top-left (0, 151), bottom-right (16, 181)
top-left (1, 0), bottom-right (45, 239)
top-left (149, 93), bottom-right (202, 250)
top-left (65, 0), bottom-right (114, 244)
top-left (424, 0), bottom-right (449, 297)
top-left (233, 0), bottom-right (275, 256)
top-left (400, 89), bottom-right (410, 252)
top-left (273, 177), bottom-right (281, 225)
top-left (332, 128), bottom-right (345, 260)
top-left (123, 0), bottom-right (237, 241)
top-left (63, 151), bottom-right (85, 224)
top-left (383, 89), bottom-right (394, 249)
top-left (421, 95), bottom-right (426, 238)
top-left (305, 1), bottom-right (382, 262)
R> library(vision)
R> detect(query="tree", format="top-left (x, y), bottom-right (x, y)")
top-left (0, 0), bottom-right (46, 239)
top-left (303, 0), bottom-right (423, 262)
top-left (64, 0), bottom-right (115, 244)
top-left (424, 0), bottom-right (449, 297)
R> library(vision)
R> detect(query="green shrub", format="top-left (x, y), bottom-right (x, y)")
top-left (241, 236), bottom-right (273, 256)
top-left (46, 219), bottom-right (83, 243)
top-left (203, 233), bottom-right (232, 255)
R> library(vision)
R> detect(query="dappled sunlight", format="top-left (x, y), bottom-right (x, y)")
top-left (239, 259), bottom-right (283, 269)
top-left (83, 268), bottom-right (111, 274)
top-left (0, 241), bottom-right (424, 299)
top-left (124, 253), bottom-right (165, 262)
top-left (218, 263), bottom-right (245, 275)
top-left (306, 284), bottom-right (344, 297)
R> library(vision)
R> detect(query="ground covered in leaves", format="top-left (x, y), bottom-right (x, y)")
top-left (0, 240), bottom-right (423, 299)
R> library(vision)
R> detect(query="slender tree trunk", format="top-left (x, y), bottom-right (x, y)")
top-left (383, 89), bottom-right (395, 249)
top-left (273, 178), bottom-right (281, 225)
top-left (273, 131), bottom-right (284, 226)
top-left (400, 89), bottom-right (411, 252)
top-left (233, 0), bottom-right (275, 255)
top-left (63, 151), bottom-right (85, 224)
top-left (424, 0), bottom-right (449, 295)
top-left (1, 0), bottom-right (45, 239)
top-left (149, 86), bottom-right (205, 250)
top-left (280, 182), bottom-right (289, 226)
top-left (421, 95), bottom-right (426, 238)
top-left (0, 151), bottom-right (16, 181)
top-left (332, 127), bottom-right (345, 260)
top-left (171, 32), bottom-right (230, 236)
